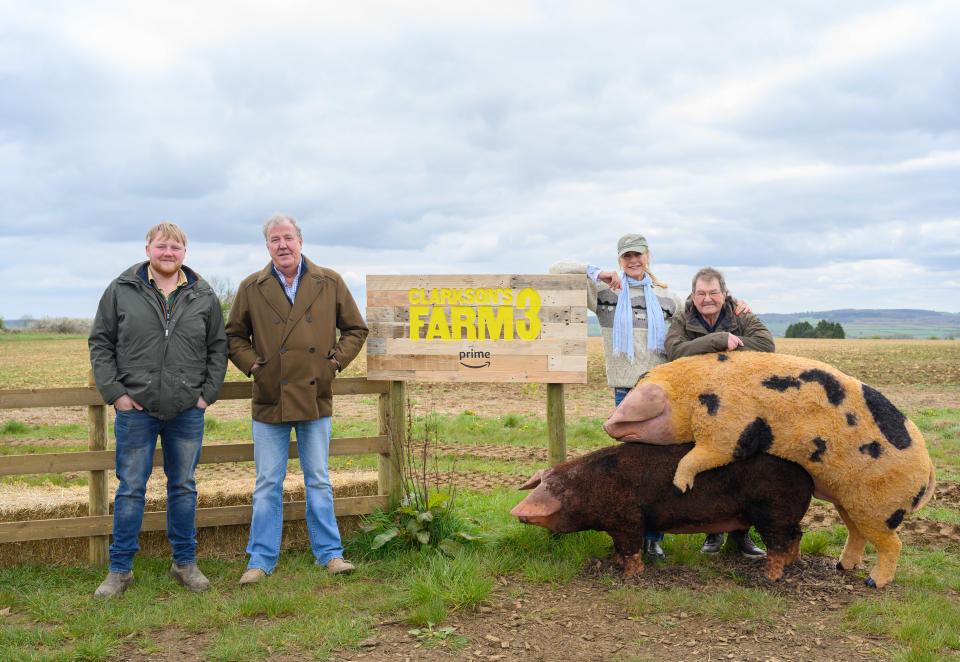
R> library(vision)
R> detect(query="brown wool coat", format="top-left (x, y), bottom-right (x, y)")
top-left (226, 257), bottom-right (368, 423)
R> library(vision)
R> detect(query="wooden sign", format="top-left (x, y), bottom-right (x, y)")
top-left (366, 275), bottom-right (587, 383)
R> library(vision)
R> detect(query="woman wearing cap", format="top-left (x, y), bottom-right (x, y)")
top-left (550, 233), bottom-right (750, 560)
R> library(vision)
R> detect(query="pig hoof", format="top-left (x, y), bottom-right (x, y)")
top-left (864, 577), bottom-right (877, 588)
top-left (621, 553), bottom-right (644, 577)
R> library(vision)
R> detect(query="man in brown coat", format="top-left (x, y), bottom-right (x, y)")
top-left (664, 266), bottom-right (774, 558)
top-left (226, 214), bottom-right (368, 584)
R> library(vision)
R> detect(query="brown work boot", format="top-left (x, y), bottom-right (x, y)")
top-left (239, 568), bottom-right (267, 585)
top-left (94, 571), bottom-right (134, 600)
top-left (169, 562), bottom-right (211, 592)
top-left (322, 558), bottom-right (356, 575)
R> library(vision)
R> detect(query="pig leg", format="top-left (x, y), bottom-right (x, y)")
top-left (609, 531), bottom-right (645, 578)
top-left (847, 513), bottom-right (902, 589)
top-left (672, 445), bottom-right (735, 492)
top-left (757, 526), bottom-right (802, 582)
top-left (834, 504), bottom-right (867, 572)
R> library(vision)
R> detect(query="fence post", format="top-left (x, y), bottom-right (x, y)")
top-left (547, 382), bottom-right (566, 466)
top-left (87, 371), bottom-right (109, 566)
top-left (378, 380), bottom-right (405, 507)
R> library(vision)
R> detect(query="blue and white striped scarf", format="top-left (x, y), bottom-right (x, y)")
top-left (612, 273), bottom-right (666, 362)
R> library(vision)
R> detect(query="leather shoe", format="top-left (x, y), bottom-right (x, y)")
top-left (701, 533), bottom-right (725, 555)
top-left (730, 530), bottom-right (766, 559)
top-left (322, 558), bottom-right (356, 575)
top-left (642, 539), bottom-right (665, 561)
top-left (239, 568), bottom-right (267, 585)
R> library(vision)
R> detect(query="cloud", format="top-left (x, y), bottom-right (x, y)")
top-left (1, 1), bottom-right (959, 318)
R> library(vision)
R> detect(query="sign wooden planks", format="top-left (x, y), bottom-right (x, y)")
top-left (366, 274), bottom-right (587, 383)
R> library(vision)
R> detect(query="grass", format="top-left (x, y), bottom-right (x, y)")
top-left (2, 337), bottom-right (959, 660)
top-left (912, 408), bottom-right (960, 481)
top-left (0, 488), bottom-right (601, 661)
top-left (0, 481), bottom-right (958, 661)
top-left (0, 331), bottom-right (89, 342)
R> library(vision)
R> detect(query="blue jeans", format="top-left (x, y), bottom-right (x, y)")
top-left (613, 388), bottom-right (663, 543)
top-left (110, 406), bottom-right (205, 573)
top-left (247, 418), bottom-right (343, 573)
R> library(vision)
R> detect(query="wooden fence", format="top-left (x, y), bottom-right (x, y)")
top-left (0, 375), bottom-right (568, 566)
top-left (0, 376), bottom-right (408, 565)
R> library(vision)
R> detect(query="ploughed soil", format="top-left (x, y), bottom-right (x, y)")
top-left (109, 550), bottom-right (937, 662)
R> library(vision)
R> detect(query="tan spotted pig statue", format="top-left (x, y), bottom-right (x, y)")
top-left (603, 351), bottom-right (936, 588)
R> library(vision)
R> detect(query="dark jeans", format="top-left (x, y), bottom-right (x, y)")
top-left (613, 388), bottom-right (663, 543)
top-left (109, 406), bottom-right (204, 573)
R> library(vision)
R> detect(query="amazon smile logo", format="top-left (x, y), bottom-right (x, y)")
top-left (459, 350), bottom-right (491, 368)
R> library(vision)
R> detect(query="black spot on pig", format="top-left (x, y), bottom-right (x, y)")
top-left (859, 441), bottom-right (883, 459)
top-left (886, 509), bottom-right (905, 530)
top-left (809, 437), bottom-right (827, 462)
top-left (698, 393), bottom-right (719, 416)
top-left (733, 418), bottom-right (774, 460)
top-left (846, 412), bottom-right (857, 426)
top-left (862, 385), bottom-right (911, 450)
top-left (717, 354), bottom-right (729, 362)
top-left (912, 485), bottom-right (926, 509)
top-left (598, 453), bottom-right (619, 472)
top-left (799, 369), bottom-right (845, 406)
top-left (762, 375), bottom-right (801, 392)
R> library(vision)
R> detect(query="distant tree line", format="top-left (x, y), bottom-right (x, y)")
top-left (784, 319), bottom-right (846, 339)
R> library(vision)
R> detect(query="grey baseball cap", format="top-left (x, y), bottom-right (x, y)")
top-left (617, 234), bottom-right (648, 257)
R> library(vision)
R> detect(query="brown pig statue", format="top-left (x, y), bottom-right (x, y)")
top-left (510, 442), bottom-right (813, 580)
top-left (603, 351), bottom-right (937, 588)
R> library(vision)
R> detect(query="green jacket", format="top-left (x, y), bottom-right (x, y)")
top-left (665, 295), bottom-right (775, 361)
top-left (89, 262), bottom-right (228, 419)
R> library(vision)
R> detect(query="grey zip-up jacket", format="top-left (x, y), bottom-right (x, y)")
top-left (89, 262), bottom-right (228, 420)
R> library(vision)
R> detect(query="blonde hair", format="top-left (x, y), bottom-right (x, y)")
top-left (618, 249), bottom-right (668, 289)
top-left (145, 222), bottom-right (187, 246)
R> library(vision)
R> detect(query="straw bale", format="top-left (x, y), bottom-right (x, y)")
top-left (0, 470), bottom-right (378, 567)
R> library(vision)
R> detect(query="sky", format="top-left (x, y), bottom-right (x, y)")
top-left (2, 0), bottom-right (959, 319)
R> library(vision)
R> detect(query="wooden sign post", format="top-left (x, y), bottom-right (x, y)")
top-left (366, 274), bottom-right (587, 464)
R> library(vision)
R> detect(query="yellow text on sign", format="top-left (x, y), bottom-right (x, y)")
top-left (408, 287), bottom-right (542, 341)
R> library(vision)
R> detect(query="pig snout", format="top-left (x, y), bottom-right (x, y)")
top-left (510, 484), bottom-right (562, 529)
top-left (603, 382), bottom-right (676, 443)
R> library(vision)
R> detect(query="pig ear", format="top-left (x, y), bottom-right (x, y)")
top-left (518, 468), bottom-right (547, 490)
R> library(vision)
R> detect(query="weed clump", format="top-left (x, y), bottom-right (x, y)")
top-left (349, 401), bottom-right (483, 560)
top-left (1, 420), bottom-right (29, 434)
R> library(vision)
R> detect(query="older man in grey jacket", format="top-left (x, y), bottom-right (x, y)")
top-left (89, 222), bottom-right (227, 599)
top-left (665, 266), bottom-right (774, 558)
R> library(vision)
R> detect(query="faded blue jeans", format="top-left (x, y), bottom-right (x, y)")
top-left (110, 406), bottom-right (205, 573)
top-left (246, 418), bottom-right (343, 573)
top-left (614, 387), bottom-right (663, 544)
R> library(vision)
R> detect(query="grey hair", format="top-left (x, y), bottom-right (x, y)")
top-left (691, 267), bottom-right (726, 294)
top-left (262, 213), bottom-right (303, 240)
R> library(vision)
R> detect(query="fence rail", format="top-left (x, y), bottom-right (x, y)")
top-left (0, 375), bottom-right (406, 564)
